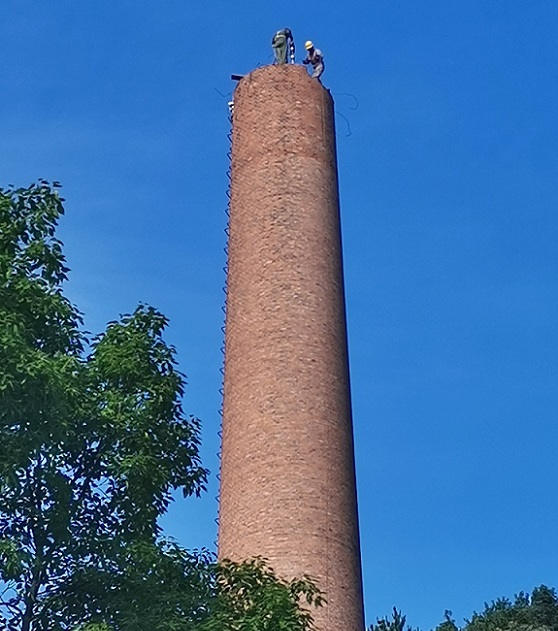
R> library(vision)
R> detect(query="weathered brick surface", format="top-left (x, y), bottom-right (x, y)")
top-left (218, 64), bottom-right (365, 631)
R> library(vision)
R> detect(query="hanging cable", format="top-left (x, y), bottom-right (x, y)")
top-left (214, 104), bottom-right (234, 551)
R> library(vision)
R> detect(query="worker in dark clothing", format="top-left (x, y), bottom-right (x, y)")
top-left (272, 28), bottom-right (294, 65)
top-left (303, 40), bottom-right (324, 79)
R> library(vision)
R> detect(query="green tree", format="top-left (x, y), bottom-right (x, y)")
top-left (435, 611), bottom-right (459, 631)
top-left (204, 557), bottom-right (323, 631)
top-left (371, 585), bottom-right (558, 631)
top-left (0, 182), bottom-right (321, 630)
top-left (465, 587), bottom-right (558, 631)
top-left (370, 607), bottom-right (417, 631)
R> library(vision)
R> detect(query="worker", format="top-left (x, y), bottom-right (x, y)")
top-left (272, 28), bottom-right (294, 65)
top-left (303, 40), bottom-right (324, 79)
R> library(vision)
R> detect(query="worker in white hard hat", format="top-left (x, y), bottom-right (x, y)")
top-left (302, 40), bottom-right (324, 80)
top-left (272, 28), bottom-right (295, 65)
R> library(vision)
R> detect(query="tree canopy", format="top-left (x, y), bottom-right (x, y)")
top-left (370, 586), bottom-right (558, 631)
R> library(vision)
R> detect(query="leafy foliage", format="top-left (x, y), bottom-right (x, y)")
top-left (0, 182), bottom-right (321, 631)
top-left (0, 182), bottom-right (207, 629)
top-left (465, 586), bottom-right (558, 631)
top-left (43, 546), bottom-right (322, 631)
top-left (205, 557), bottom-right (324, 631)
top-left (370, 607), bottom-right (417, 631)
top-left (371, 586), bottom-right (558, 631)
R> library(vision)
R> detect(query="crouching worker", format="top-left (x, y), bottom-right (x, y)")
top-left (303, 40), bottom-right (324, 79)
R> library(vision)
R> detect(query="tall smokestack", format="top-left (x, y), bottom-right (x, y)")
top-left (218, 64), bottom-right (364, 631)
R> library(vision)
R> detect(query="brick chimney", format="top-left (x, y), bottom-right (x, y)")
top-left (218, 64), bottom-right (365, 631)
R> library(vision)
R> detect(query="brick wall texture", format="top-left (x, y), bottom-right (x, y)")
top-left (218, 64), bottom-right (365, 631)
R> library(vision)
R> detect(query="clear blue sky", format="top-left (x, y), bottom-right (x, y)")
top-left (2, 1), bottom-right (558, 628)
